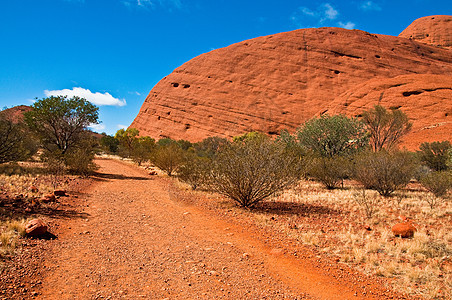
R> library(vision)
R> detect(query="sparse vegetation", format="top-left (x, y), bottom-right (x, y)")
top-left (353, 150), bottom-right (418, 196)
top-left (207, 138), bottom-right (303, 207)
top-left (297, 114), bottom-right (369, 158)
top-left (150, 142), bottom-right (186, 176)
top-left (419, 171), bottom-right (451, 204)
top-left (0, 114), bottom-right (37, 164)
top-left (361, 105), bottom-right (412, 151)
top-left (418, 141), bottom-right (451, 172)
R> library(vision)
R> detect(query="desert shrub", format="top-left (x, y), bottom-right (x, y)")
top-left (308, 156), bottom-right (350, 189)
top-left (100, 134), bottom-right (119, 154)
top-left (150, 142), bottom-right (186, 176)
top-left (420, 171), bottom-right (451, 199)
top-left (417, 141), bottom-right (451, 171)
top-left (64, 134), bottom-right (99, 175)
top-left (353, 189), bottom-right (381, 219)
top-left (208, 139), bottom-right (303, 208)
top-left (232, 131), bottom-right (269, 143)
top-left (297, 114), bottom-right (369, 158)
top-left (177, 155), bottom-right (211, 190)
top-left (0, 116), bottom-right (38, 163)
top-left (361, 105), bottom-right (412, 151)
top-left (193, 136), bottom-right (229, 159)
top-left (130, 136), bottom-right (155, 166)
top-left (353, 151), bottom-right (418, 196)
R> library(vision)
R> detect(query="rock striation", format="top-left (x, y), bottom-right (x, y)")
top-left (131, 17), bottom-right (452, 148)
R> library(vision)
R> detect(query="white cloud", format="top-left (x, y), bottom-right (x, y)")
top-left (322, 3), bottom-right (338, 21)
top-left (44, 87), bottom-right (126, 107)
top-left (117, 124), bottom-right (128, 129)
top-left (123, 0), bottom-right (182, 10)
top-left (360, 1), bottom-right (382, 11)
top-left (89, 123), bottom-right (105, 132)
top-left (338, 21), bottom-right (356, 29)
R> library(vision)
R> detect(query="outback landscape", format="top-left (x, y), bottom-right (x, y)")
top-left (1, 12), bottom-right (451, 300)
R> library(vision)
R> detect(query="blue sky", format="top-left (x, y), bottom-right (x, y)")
top-left (0, 0), bottom-right (450, 134)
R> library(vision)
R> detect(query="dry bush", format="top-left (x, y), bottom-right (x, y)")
top-left (0, 219), bottom-right (26, 258)
top-left (208, 139), bottom-right (303, 207)
top-left (420, 171), bottom-right (451, 200)
top-left (353, 189), bottom-right (381, 218)
top-left (353, 151), bottom-right (418, 196)
top-left (308, 156), bottom-right (350, 189)
top-left (177, 155), bottom-right (211, 190)
top-left (150, 142), bottom-right (186, 176)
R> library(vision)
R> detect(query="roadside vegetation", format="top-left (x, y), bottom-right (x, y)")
top-left (1, 101), bottom-right (450, 299)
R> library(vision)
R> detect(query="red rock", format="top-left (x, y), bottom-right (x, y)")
top-left (399, 15), bottom-right (452, 50)
top-left (131, 18), bottom-right (452, 150)
top-left (41, 194), bottom-right (56, 203)
top-left (53, 190), bottom-right (67, 197)
top-left (30, 186), bottom-right (38, 193)
top-left (149, 171), bottom-right (158, 175)
top-left (25, 219), bottom-right (48, 237)
top-left (392, 222), bottom-right (416, 238)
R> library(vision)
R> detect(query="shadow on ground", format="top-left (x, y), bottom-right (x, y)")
top-left (253, 201), bottom-right (343, 217)
top-left (91, 172), bottom-right (150, 182)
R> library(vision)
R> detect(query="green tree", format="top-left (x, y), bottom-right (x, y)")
top-left (115, 128), bottom-right (140, 157)
top-left (418, 141), bottom-right (451, 171)
top-left (130, 136), bottom-right (155, 166)
top-left (24, 96), bottom-right (99, 155)
top-left (297, 114), bottom-right (368, 158)
top-left (100, 134), bottom-right (119, 154)
top-left (194, 136), bottom-right (229, 159)
top-left (361, 105), bottom-right (412, 152)
top-left (0, 115), bottom-right (37, 163)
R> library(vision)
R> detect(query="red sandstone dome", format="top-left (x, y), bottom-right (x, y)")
top-left (399, 15), bottom-right (452, 50)
top-left (131, 16), bottom-right (452, 148)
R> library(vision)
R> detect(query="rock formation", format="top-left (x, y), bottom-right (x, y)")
top-left (131, 16), bottom-right (452, 148)
top-left (399, 15), bottom-right (452, 49)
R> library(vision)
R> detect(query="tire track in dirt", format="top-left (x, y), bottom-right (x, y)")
top-left (37, 159), bottom-right (399, 299)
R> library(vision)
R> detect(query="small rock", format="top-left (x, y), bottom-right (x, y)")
top-left (364, 225), bottom-right (372, 231)
top-left (392, 222), bottom-right (416, 238)
top-left (41, 194), bottom-right (56, 203)
top-left (149, 171), bottom-right (158, 175)
top-left (25, 219), bottom-right (48, 237)
top-left (54, 190), bottom-right (67, 197)
top-left (30, 186), bottom-right (39, 193)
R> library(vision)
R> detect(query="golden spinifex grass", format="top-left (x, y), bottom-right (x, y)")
top-left (0, 219), bottom-right (26, 259)
top-left (247, 180), bottom-right (451, 300)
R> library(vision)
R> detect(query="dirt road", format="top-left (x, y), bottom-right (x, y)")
top-left (36, 159), bottom-right (402, 299)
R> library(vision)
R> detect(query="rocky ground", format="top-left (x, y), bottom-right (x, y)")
top-left (1, 158), bottom-right (413, 299)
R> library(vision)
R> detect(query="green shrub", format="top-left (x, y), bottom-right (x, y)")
top-left (420, 171), bottom-right (451, 199)
top-left (177, 155), bottom-right (211, 190)
top-left (353, 151), bottom-right (418, 197)
top-left (308, 156), bottom-right (350, 189)
top-left (150, 142), bottom-right (186, 176)
top-left (208, 138), bottom-right (303, 208)
top-left (297, 114), bottom-right (369, 158)
top-left (418, 141), bottom-right (451, 171)
top-left (64, 135), bottom-right (99, 176)
top-left (0, 116), bottom-right (38, 163)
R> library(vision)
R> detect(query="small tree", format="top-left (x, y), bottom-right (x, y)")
top-left (64, 133), bottom-right (99, 175)
top-left (297, 114), bottom-right (369, 158)
top-left (100, 134), bottom-right (119, 154)
top-left (194, 136), bottom-right (229, 159)
top-left (0, 116), bottom-right (37, 163)
top-left (418, 141), bottom-right (451, 171)
top-left (25, 96), bottom-right (99, 155)
top-left (361, 105), bottom-right (412, 151)
top-left (130, 136), bottom-right (155, 166)
top-left (115, 128), bottom-right (140, 157)
top-left (208, 138), bottom-right (303, 208)
top-left (353, 150), bottom-right (418, 197)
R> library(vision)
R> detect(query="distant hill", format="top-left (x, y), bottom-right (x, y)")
top-left (131, 15), bottom-right (452, 150)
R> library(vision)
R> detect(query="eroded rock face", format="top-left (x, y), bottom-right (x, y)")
top-left (399, 15), bottom-right (452, 49)
top-left (131, 24), bottom-right (452, 147)
top-left (324, 74), bottom-right (452, 150)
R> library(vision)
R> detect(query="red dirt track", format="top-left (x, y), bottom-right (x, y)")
top-left (33, 159), bottom-right (408, 299)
